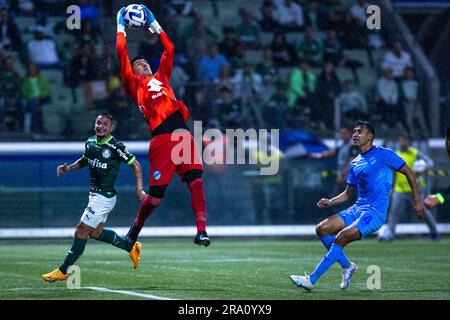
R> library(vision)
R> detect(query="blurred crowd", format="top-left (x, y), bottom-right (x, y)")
top-left (0, 0), bottom-right (432, 140)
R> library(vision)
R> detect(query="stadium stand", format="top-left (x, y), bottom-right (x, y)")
top-left (0, 0), bottom-right (446, 140)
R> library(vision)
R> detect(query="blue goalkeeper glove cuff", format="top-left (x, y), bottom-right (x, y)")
top-left (117, 7), bottom-right (126, 34)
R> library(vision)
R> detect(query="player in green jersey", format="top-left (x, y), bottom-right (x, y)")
top-left (42, 112), bottom-right (145, 282)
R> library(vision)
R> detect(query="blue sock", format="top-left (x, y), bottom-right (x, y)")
top-left (319, 235), bottom-right (351, 269)
top-left (309, 243), bottom-right (345, 285)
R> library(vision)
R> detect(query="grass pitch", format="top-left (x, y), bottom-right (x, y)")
top-left (1, 238), bottom-right (449, 300)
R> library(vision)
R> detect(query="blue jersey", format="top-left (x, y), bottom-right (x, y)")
top-left (347, 146), bottom-right (406, 215)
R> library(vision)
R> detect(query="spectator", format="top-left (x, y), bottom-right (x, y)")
top-left (197, 44), bottom-right (229, 82)
top-left (105, 86), bottom-right (132, 140)
top-left (235, 8), bottom-right (261, 49)
top-left (169, 0), bottom-right (193, 17)
top-left (231, 62), bottom-right (263, 126)
top-left (271, 32), bottom-right (297, 67)
top-left (266, 84), bottom-right (288, 130)
top-left (337, 79), bottom-right (368, 123)
top-left (273, 0), bottom-right (305, 31)
top-left (66, 42), bottom-right (97, 88)
top-left (256, 46), bottom-right (278, 82)
top-left (231, 62), bottom-right (263, 100)
top-left (401, 67), bottom-right (429, 138)
top-left (304, 0), bottom-right (328, 31)
top-left (309, 124), bottom-right (358, 196)
top-left (287, 60), bottom-right (316, 112)
top-left (350, 0), bottom-right (369, 26)
top-left (170, 63), bottom-right (189, 99)
top-left (0, 7), bottom-right (22, 51)
top-left (382, 40), bottom-right (413, 80)
top-left (22, 62), bottom-right (49, 133)
top-left (376, 67), bottom-right (406, 129)
top-left (218, 26), bottom-right (240, 61)
top-left (296, 26), bottom-right (323, 66)
top-left (323, 29), bottom-right (363, 83)
top-left (0, 56), bottom-right (22, 131)
top-left (230, 42), bottom-right (247, 71)
top-left (183, 14), bottom-right (218, 71)
top-left (67, 42), bottom-right (106, 108)
top-left (11, 0), bottom-right (34, 15)
top-left (27, 25), bottom-right (61, 69)
top-left (256, 0), bottom-right (281, 33)
top-left (99, 41), bottom-right (120, 80)
top-left (212, 86), bottom-right (242, 128)
top-left (214, 65), bottom-right (234, 92)
top-left (315, 62), bottom-right (341, 128)
top-left (74, 20), bottom-right (99, 45)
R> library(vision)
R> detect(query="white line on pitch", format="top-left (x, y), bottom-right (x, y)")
top-left (83, 286), bottom-right (177, 300)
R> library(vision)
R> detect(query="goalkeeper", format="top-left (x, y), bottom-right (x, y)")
top-left (116, 5), bottom-right (210, 247)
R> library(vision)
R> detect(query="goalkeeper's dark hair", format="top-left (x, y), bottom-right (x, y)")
top-left (355, 120), bottom-right (375, 139)
top-left (131, 55), bottom-right (147, 65)
top-left (97, 111), bottom-right (115, 126)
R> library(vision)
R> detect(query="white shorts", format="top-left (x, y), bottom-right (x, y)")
top-left (80, 192), bottom-right (117, 228)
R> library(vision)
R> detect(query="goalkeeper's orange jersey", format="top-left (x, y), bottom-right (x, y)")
top-left (116, 31), bottom-right (190, 133)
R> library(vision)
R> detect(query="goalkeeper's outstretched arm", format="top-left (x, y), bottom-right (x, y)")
top-left (141, 5), bottom-right (174, 81)
top-left (116, 7), bottom-right (137, 102)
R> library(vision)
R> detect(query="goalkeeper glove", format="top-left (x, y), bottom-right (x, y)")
top-left (117, 7), bottom-right (126, 34)
top-left (140, 4), bottom-right (162, 34)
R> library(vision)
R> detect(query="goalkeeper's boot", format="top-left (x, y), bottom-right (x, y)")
top-left (194, 231), bottom-right (210, 247)
top-left (290, 273), bottom-right (314, 291)
top-left (341, 262), bottom-right (358, 289)
top-left (42, 268), bottom-right (69, 282)
top-left (128, 241), bottom-right (142, 269)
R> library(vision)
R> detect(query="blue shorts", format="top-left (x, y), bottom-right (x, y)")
top-left (338, 205), bottom-right (386, 239)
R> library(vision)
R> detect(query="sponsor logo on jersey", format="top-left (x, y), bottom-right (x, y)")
top-left (102, 149), bottom-right (111, 159)
top-left (151, 91), bottom-right (167, 99)
top-left (153, 171), bottom-right (161, 180)
top-left (147, 78), bottom-right (163, 92)
top-left (88, 158), bottom-right (108, 169)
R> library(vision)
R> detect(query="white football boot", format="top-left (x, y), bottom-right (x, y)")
top-left (340, 262), bottom-right (358, 289)
top-left (290, 273), bottom-right (314, 291)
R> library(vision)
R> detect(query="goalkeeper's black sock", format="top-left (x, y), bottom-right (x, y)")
top-left (59, 238), bottom-right (87, 274)
top-left (96, 229), bottom-right (130, 252)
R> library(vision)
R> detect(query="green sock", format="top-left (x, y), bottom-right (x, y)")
top-left (96, 229), bottom-right (130, 252)
top-left (59, 238), bottom-right (87, 274)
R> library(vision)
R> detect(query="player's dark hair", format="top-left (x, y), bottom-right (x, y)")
top-left (398, 132), bottom-right (410, 140)
top-left (97, 111), bottom-right (114, 126)
top-left (355, 120), bottom-right (375, 139)
top-left (446, 126), bottom-right (450, 139)
top-left (131, 55), bottom-right (146, 65)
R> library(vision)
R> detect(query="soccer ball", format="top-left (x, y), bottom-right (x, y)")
top-left (123, 4), bottom-right (147, 29)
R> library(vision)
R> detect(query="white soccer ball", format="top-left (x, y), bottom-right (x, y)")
top-left (123, 4), bottom-right (147, 29)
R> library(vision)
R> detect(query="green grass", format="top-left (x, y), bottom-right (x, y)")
top-left (0, 238), bottom-right (449, 300)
